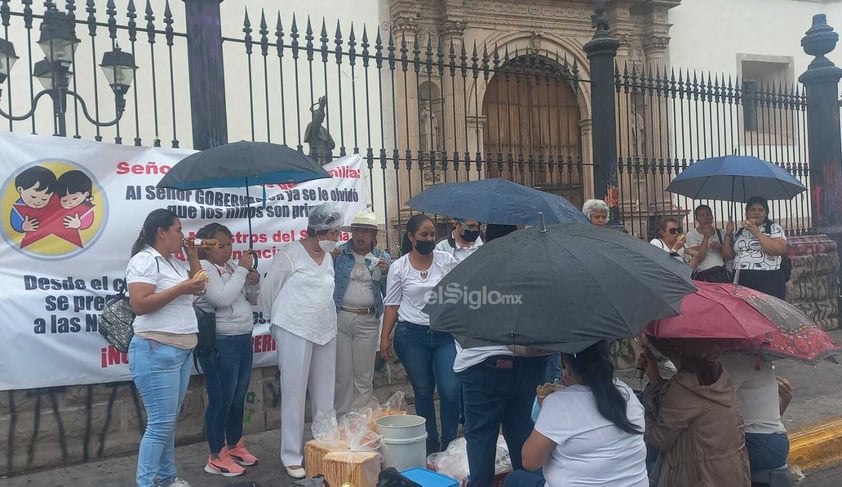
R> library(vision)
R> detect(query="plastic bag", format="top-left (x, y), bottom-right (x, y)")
top-left (312, 409), bottom-right (344, 447)
top-left (432, 437), bottom-right (470, 481)
top-left (427, 435), bottom-right (512, 480)
top-left (494, 435), bottom-right (512, 474)
top-left (368, 391), bottom-right (408, 430)
top-left (341, 411), bottom-right (382, 452)
top-left (383, 390), bottom-right (407, 414)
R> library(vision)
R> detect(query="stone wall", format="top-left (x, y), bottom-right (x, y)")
top-left (1, 236), bottom-right (837, 477)
top-left (786, 235), bottom-right (839, 330)
top-left (0, 359), bottom-right (409, 477)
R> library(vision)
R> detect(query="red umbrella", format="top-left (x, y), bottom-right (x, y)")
top-left (646, 282), bottom-right (840, 364)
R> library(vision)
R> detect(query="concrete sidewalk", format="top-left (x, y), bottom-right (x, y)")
top-left (3, 330), bottom-right (842, 487)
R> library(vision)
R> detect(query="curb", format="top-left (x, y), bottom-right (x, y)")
top-left (788, 416), bottom-right (842, 470)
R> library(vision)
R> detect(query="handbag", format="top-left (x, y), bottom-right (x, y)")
top-left (194, 306), bottom-right (217, 356)
top-left (99, 290), bottom-right (135, 353)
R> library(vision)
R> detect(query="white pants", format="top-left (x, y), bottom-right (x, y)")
top-left (334, 310), bottom-right (380, 417)
top-left (272, 326), bottom-right (336, 466)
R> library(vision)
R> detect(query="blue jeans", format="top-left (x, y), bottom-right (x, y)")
top-left (504, 470), bottom-right (546, 487)
top-left (197, 334), bottom-right (254, 456)
top-left (458, 356), bottom-right (547, 487)
top-left (745, 432), bottom-right (790, 470)
top-left (129, 337), bottom-right (193, 487)
top-left (393, 321), bottom-right (461, 452)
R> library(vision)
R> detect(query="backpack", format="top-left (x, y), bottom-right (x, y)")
top-left (734, 221), bottom-right (791, 282)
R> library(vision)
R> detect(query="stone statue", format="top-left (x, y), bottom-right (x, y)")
top-left (630, 109), bottom-right (646, 157)
top-left (419, 100), bottom-right (439, 153)
top-left (304, 95), bottom-right (335, 165)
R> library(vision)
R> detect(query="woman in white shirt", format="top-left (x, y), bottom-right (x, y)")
top-left (381, 214), bottom-right (459, 454)
top-left (686, 204), bottom-right (732, 283)
top-left (722, 196), bottom-right (788, 299)
top-left (505, 341), bottom-right (648, 487)
top-left (650, 217), bottom-right (689, 264)
top-left (259, 203), bottom-right (342, 479)
top-left (127, 208), bottom-right (206, 487)
top-left (194, 223), bottom-right (260, 478)
top-left (719, 354), bottom-right (791, 471)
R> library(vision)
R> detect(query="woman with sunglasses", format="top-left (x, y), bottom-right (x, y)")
top-left (650, 217), bottom-right (689, 264)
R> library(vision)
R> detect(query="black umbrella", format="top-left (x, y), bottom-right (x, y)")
top-left (405, 178), bottom-right (589, 225)
top-left (425, 220), bottom-right (697, 353)
top-left (157, 140), bottom-right (331, 254)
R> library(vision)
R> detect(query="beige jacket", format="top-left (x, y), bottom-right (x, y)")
top-left (643, 367), bottom-right (751, 487)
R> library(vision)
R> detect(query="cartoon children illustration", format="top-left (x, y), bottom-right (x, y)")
top-left (56, 170), bottom-right (95, 231)
top-left (10, 165), bottom-right (57, 234)
top-left (10, 166), bottom-right (96, 248)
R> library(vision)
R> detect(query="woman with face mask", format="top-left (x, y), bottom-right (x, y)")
top-left (381, 214), bottom-right (460, 454)
top-left (259, 203), bottom-right (343, 479)
top-left (435, 218), bottom-right (483, 263)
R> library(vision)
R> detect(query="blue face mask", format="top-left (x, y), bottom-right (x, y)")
top-left (415, 240), bottom-right (435, 255)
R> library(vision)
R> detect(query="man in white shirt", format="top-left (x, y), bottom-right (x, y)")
top-left (435, 218), bottom-right (483, 263)
top-left (450, 224), bottom-right (548, 487)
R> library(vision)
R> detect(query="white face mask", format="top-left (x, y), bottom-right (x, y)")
top-left (319, 239), bottom-right (338, 253)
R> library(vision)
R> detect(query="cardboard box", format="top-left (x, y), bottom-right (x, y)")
top-left (304, 440), bottom-right (339, 479)
top-left (322, 451), bottom-right (381, 487)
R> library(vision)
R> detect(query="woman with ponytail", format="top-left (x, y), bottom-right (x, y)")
top-left (505, 341), bottom-right (648, 487)
top-left (381, 214), bottom-right (459, 454)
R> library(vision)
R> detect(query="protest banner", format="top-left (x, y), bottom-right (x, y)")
top-left (0, 132), bottom-right (367, 390)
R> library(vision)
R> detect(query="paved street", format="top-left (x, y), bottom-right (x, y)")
top-left (3, 330), bottom-right (841, 486)
top-left (800, 463), bottom-right (842, 486)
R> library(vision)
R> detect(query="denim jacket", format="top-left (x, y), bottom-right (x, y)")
top-left (332, 242), bottom-right (391, 318)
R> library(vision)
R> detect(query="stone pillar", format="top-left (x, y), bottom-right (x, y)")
top-left (799, 14), bottom-right (842, 328)
top-left (184, 0), bottom-right (228, 149)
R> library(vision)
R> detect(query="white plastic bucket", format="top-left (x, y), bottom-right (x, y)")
top-left (374, 414), bottom-right (428, 471)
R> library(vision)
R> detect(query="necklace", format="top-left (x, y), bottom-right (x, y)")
top-left (420, 270), bottom-right (429, 279)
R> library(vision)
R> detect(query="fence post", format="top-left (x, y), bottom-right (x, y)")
top-left (184, 0), bottom-right (228, 149)
top-left (583, 2), bottom-right (620, 222)
top-left (799, 13), bottom-right (842, 327)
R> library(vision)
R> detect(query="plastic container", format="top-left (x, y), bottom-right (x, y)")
top-left (400, 467), bottom-right (459, 487)
top-left (374, 414), bottom-right (428, 471)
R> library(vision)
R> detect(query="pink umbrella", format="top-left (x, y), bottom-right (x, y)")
top-left (646, 282), bottom-right (840, 364)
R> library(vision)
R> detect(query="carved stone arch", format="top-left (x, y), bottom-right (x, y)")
top-left (465, 30), bottom-right (592, 206)
top-left (466, 30), bottom-right (592, 123)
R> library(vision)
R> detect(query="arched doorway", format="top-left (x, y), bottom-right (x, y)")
top-left (482, 54), bottom-right (584, 208)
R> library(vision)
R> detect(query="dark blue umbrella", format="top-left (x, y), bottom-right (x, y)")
top-left (666, 155), bottom-right (806, 202)
top-left (405, 178), bottom-right (589, 225)
top-left (157, 140), bottom-right (331, 190)
top-left (157, 141), bottom-right (332, 261)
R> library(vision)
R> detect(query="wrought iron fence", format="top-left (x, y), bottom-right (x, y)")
top-left (615, 63), bottom-right (811, 239)
top-left (220, 10), bottom-right (591, 249)
top-left (0, 1), bottom-right (815, 249)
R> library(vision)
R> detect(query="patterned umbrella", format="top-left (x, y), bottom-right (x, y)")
top-left (646, 282), bottom-right (840, 364)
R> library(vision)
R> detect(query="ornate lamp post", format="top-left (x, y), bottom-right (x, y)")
top-left (0, 5), bottom-right (137, 137)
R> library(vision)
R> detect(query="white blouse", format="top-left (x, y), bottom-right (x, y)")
top-left (126, 247), bottom-right (197, 335)
top-left (260, 241), bottom-right (337, 345)
top-left (384, 250), bottom-right (458, 326)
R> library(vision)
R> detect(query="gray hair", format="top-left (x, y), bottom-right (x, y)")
top-left (582, 199), bottom-right (610, 221)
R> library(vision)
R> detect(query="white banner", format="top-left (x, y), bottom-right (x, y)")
top-left (0, 132), bottom-right (368, 390)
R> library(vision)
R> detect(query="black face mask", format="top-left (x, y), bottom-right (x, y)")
top-left (461, 229), bottom-right (480, 242)
top-left (415, 240), bottom-right (436, 255)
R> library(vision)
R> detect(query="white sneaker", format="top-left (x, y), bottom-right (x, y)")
top-left (162, 478), bottom-right (191, 487)
top-left (285, 465), bottom-right (306, 479)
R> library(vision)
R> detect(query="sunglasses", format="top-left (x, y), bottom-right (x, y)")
top-left (668, 227), bottom-right (684, 235)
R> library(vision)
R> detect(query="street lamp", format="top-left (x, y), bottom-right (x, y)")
top-left (0, 5), bottom-right (137, 137)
